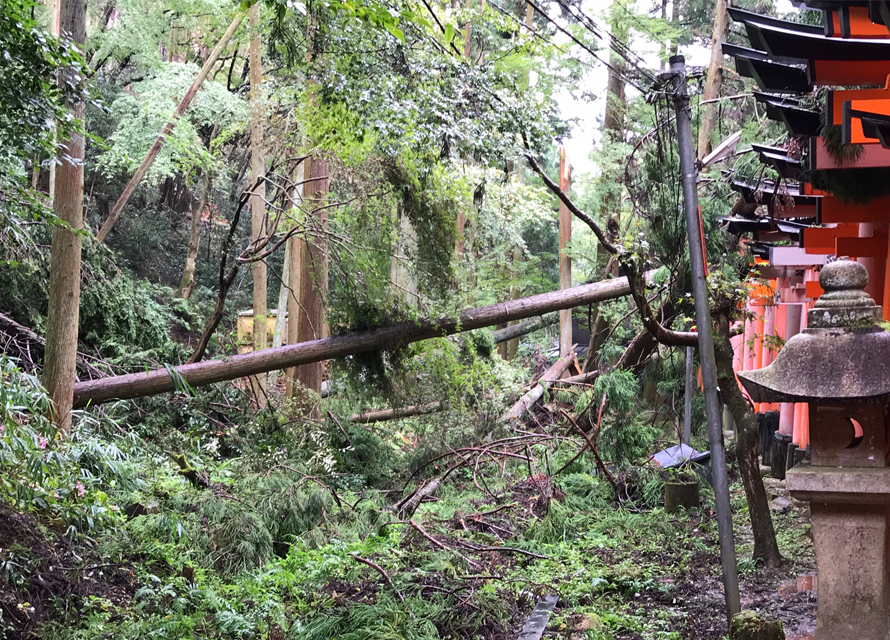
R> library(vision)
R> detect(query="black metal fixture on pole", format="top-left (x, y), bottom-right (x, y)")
top-left (668, 54), bottom-right (741, 621)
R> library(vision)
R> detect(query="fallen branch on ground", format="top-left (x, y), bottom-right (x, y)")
top-left (350, 554), bottom-right (405, 603)
top-left (502, 347), bottom-right (576, 422)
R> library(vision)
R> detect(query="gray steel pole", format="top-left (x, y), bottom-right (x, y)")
top-left (683, 346), bottom-right (693, 445)
top-left (669, 55), bottom-right (741, 621)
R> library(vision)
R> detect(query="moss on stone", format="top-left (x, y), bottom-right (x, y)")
top-left (729, 611), bottom-right (785, 640)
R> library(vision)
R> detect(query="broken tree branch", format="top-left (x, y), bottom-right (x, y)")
top-left (350, 402), bottom-right (442, 424)
top-left (502, 346), bottom-right (576, 422)
top-left (350, 554), bottom-right (405, 603)
top-left (492, 312), bottom-right (557, 344)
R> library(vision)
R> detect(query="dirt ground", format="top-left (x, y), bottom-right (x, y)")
top-left (0, 504), bottom-right (137, 640)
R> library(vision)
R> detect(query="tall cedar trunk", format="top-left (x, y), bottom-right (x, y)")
top-left (603, 0), bottom-right (627, 138)
top-left (506, 246), bottom-right (522, 360)
top-left (558, 148), bottom-right (572, 359)
top-left (454, 0), bottom-right (474, 260)
top-left (294, 10), bottom-right (330, 413)
top-left (47, 0), bottom-right (60, 201)
top-left (178, 175), bottom-right (209, 299)
top-left (43, 0), bottom-right (86, 436)
top-left (268, 242), bottom-right (290, 388)
top-left (582, 306), bottom-right (609, 372)
top-left (714, 332), bottom-right (782, 567)
top-left (295, 153), bottom-right (329, 414)
top-left (697, 0), bottom-right (728, 158)
top-left (249, 3), bottom-right (268, 407)
top-left (285, 162), bottom-right (304, 398)
top-left (600, 0), bottom-right (627, 250)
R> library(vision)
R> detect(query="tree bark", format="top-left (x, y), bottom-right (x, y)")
top-left (715, 332), bottom-right (782, 567)
top-left (294, 154), bottom-right (329, 413)
top-left (581, 305), bottom-right (609, 372)
top-left (492, 312), bottom-right (557, 344)
top-left (294, 11), bottom-right (330, 414)
top-left (502, 348), bottom-right (575, 422)
top-left (506, 246), bottom-right (523, 359)
top-left (72, 272), bottom-right (651, 408)
top-left (603, 0), bottom-right (628, 139)
top-left (558, 147), bottom-right (572, 359)
top-left (178, 175), bottom-right (209, 299)
top-left (43, 0), bottom-right (86, 436)
top-left (249, 2), bottom-right (268, 407)
top-left (285, 163), bottom-right (304, 398)
top-left (95, 11), bottom-right (245, 244)
top-left (269, 242), bottom-right (290, 388)
top-left (697, 0), bottom-right (728, 159)
top-left (351, 402), bottom-right (442, 424)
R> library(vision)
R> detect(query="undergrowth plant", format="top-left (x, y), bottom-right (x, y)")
top-left (0, 358), bottom-right (124, 537)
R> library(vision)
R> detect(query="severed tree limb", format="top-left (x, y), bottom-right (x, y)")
top-left (454, 538), bottom-right (548, 560)
top-left (0, 312), bottom-right (105, 380)
top-left (409, 519), bottom-right (482, 570)
top-left (350, 402), bottom-right (442, 424)
top-left (492, 312), bottom-right (557, 344)
top-left (560, 398), bottom-right (616, 491)
top-left (396, 477), bottom-right (442, 519)
top-left (502, 347), bottom-right (576, 422)
top-left (350, 554), bottom-right (405, 603)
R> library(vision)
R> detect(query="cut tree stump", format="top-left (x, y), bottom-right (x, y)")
top-left (664, 481), bottom-right (700, 513)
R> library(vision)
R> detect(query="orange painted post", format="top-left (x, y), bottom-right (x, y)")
top-left (762, 304), bottom-right (777, 410)
top-left (884, 231), bottom-right (890, 321)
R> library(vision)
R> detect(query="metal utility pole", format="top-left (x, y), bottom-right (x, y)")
top-left (669, 55), bottom-right (741, 621)
top-left (683, 346), bottom-right (693, 445)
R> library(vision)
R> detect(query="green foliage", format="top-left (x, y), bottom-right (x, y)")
top-left (0, 0), bottom-right (90, 161)
top-left (0, 359), bottom-right (124, 536)
top-left (96, 64), bottom-right (248, 182)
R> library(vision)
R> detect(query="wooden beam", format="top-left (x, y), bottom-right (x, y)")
top-left (836, 231), bottom-right (889, 257)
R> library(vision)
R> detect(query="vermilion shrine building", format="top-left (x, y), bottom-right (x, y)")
top-left (720, 1), bottom-right (890, 451)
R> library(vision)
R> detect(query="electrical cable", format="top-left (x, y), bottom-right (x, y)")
top-left (549, 0), bottom-right (656, 84)
top-left (523, 0), bottom-right (650, 92)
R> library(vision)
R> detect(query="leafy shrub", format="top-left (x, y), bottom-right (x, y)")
top-left (0, 358), bottom-right (123, 536)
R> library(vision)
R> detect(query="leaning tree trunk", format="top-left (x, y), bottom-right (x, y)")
top-left (714, 334), bottom-right (782, 567)
top-left (72, 272), bottom-right (651, 408)
top-left (95, 11), bottom-right (245, 243)
top-left (698, 0), bottom-right (728, 158)
top-left (43, 0), bottom-right (86, 437)
top-left (178, 175), bottom-right (210, 299)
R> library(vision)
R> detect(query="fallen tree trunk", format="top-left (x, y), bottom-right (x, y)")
top-left (492, 312), bottom-right (557, 344)
top-left (72, 272), bottom-right (651, 408)
top-left (502, 348), bottom-right (575, 422)
top-left (350, 402), bottom-right (442, 423)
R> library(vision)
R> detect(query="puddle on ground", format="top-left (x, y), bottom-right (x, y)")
top-left (781, 573), bottom-right (816, 640)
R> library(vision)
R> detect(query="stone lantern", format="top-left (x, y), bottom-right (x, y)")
top-left (737, 258), bottom-right (890, 640)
